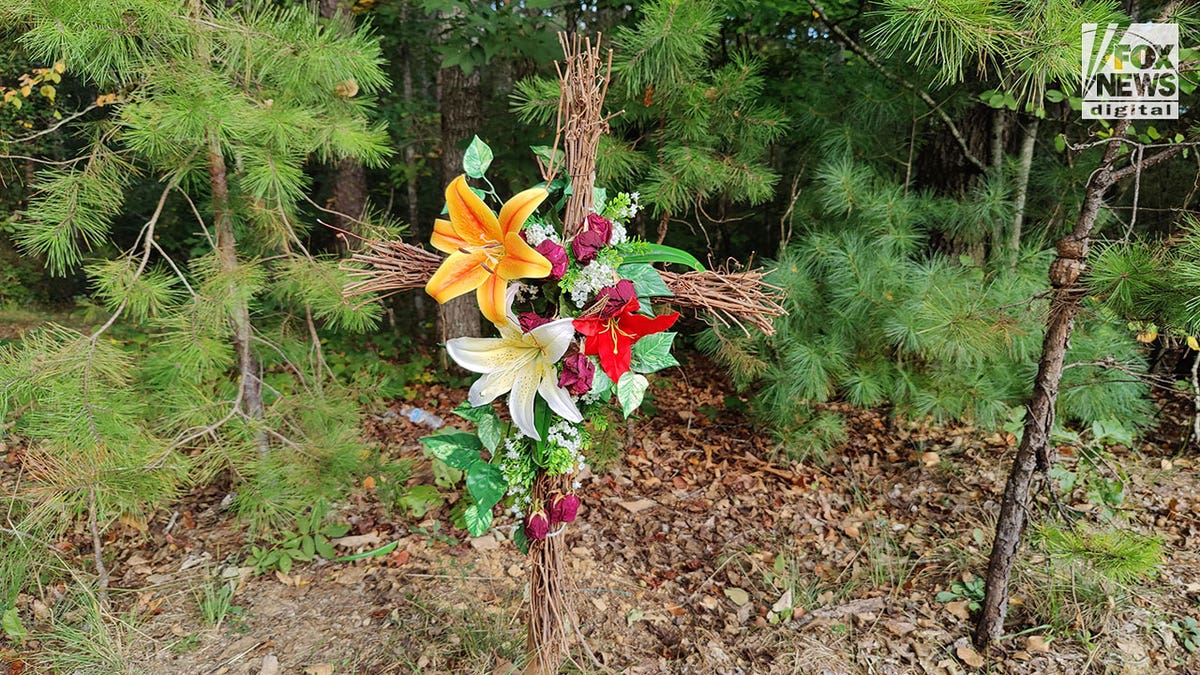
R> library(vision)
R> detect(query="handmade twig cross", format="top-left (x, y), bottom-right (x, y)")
top-left (343, 33), bottom-right (784, 674)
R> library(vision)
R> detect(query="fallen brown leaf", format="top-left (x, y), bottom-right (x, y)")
top-left (956, 644), bottom-right (984, 667)
top-left (1025, 635), bottom-right (1051, 652)
top-left (944, 600), bottom-right (971, 620)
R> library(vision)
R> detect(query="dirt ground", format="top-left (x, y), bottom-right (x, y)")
top-left (8, 357), bottom-right (1200, 674)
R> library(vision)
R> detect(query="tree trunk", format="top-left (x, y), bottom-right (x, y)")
top-left (436, 60), bottom-right (483, 341)
top-left (402, 0), bottom-right (427, 326)
top-left (318, 0), bottom-right (368, 252)
top-left (1008, 117), bottom-right (1039, 269)
top-left (208, 134), bottom-right (269, 455)
top-left (974, 120), bottom-right (1128, 648)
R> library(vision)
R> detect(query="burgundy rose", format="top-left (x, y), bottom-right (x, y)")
top-left (595, 279), bottom-right (638, 319)
top-left (535, 239), bottom-right (568, 280)
top-left (549, 493), bottom-right (580, 524)
top-left (571, 230), bottom-right (606, 265)
top-left (525, 510), bottom-right (550, 540)
top-left (586, 214), bottom-right (613, 244)
top-left (519, 312), bottom-right (554, 333)
top-left (557, 350), bottom-right (595, 396)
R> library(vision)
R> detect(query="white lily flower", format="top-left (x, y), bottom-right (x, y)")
top-left (445, 293), bottom-right (582, 440)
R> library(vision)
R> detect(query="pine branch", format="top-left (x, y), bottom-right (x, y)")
top-left (806, 0), bottom-right (989, 173)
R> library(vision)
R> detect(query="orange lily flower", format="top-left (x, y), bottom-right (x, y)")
top-left (425, 175), bottom-right (552, 325)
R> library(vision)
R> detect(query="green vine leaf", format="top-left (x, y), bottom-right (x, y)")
top-left (466, 462), bottom-right (507, 511)
top-left (464, 502), bottom-right (494, 537)
top-left (632, 332), bottom-right (679, 374)
top-left (420, 432), bottom-right (482, 471)
top-left (616, 372), bottom-right (650, 418)
top-left (618, 263), bottom-right (672, 299)
top-left (463, 135), bottom-right (493, 178)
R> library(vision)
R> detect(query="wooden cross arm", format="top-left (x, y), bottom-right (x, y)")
top-left (341, 239), bottom-right (787, 335)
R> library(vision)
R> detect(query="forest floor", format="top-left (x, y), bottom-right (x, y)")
top-left (4, 352), bottom-right (1200, 674)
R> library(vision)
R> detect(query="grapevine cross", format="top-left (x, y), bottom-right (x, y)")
top-left (343, 33), bottom-right (785, 674)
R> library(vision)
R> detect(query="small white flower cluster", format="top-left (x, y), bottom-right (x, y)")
top-left (609, 220), bottom-right (628, 245)
top-left (547, 420), bottom-right (581, 452)
top-left (548, 420), bottom-right (589, 479)
top-left (568, 260), bottom-right (616, 308)
top-left (523, 221), bottom-right (560, 247)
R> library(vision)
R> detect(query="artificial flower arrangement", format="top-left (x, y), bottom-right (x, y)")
top-left (417, 137), bottom-right (703, 552)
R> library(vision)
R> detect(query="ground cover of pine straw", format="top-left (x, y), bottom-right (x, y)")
top-left (5, 355), bottom-right (1200, 674)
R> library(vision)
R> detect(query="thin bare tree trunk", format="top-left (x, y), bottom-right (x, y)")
top-left (319, 0), bottom-right (368, 252)
top-left (208, 134), bottom-right (269, 455)
top-left (402, 0), bottom-right (426, 325)
top-left (1192, 350), bottom-right (1200, 446)
top-left (974, 113), bottom-right (1190, 646)
top-left (1008, 117), bottom-right (1039, 269)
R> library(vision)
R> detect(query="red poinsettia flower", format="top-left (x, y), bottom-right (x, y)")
top-left (573, 285), bottom-right (678, 383)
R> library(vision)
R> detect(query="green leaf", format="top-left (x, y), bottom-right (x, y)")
top-left (331, 540), bottom-right (399, 562)
top-left (322, 522), bottom-right (351, 538)
top-left (593, 187), bottom-right (608, 214)
top-left (2, 607), bottom-right (26, 642)
top-left (616, 372), bottom-right (649, 418)
top-left (631, 332), bottom-right (679, 374)
top-left (400, 485), bottom-right (444, 517)
top-left (1044, 89), bottom-right (1066, 103)
top-left (533, 396), bottom-right (552, 466)
top-left (512, 525), bottom-right (530, 555)
top-left (466, 462), bottom-right (507, 510)
top-left (477, 411), bottom-right (503, 453)
top-left (463, 503), bottom-right (494, 537)
top-left (315, 538), bottom-right (337, 559)
top-left (618, 263), bottom-right (672, 299)
top-left (454, 402), bottom-right (503, 451)
top-left (463, 135), bottom-right (493, 178)
top-left (431, 458), bottom-right (463, 488)
top-left (621, 244), bottom-right (704, 271)
top-left (1054, 134), bottom-right (1067, 153)
top-left (589, 364), bottom-right (613, 401)
top-left (530, 145), bottom-right (563, 168)
top-left (300, 535), bottom-right (316, 559)
top-left (453, 401), bottom-right (489, 423)
top-left (421, 432), bottom-right (483, 470)
top-left (278, 554), bottom-right (292, 575)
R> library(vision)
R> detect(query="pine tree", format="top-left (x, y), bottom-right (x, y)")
top-left (0, 0), bottom-right (390, 595)
top-left (511, 0), bottom-right (788, 246)
top-left (703, 154), bottom-right (1152, 460)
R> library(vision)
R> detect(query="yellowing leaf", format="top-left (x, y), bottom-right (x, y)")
top-left (1136, 330), bottom-right (1158, 343)
top-left (333, 79), bottom-right (359, 97)
top-left (19, 85), bottom-right (31, 97)
top-left (53, 61), bottom-right (65, 74)
top-left (39, 85), bottom-right (55, 102)
top-left (1188, 335), bottom-right (1198, 351)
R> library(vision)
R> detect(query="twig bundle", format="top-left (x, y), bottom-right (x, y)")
top-left (554, 33), bottom-right (614, 239)
top-left (662, 266), bottom-right (787, 336)
top-left (523, 33), bottom-right (616, 675)
top-left (525, 472), bottom-right (575, 675)
top-left (341, 239), bottom-right (442, 300)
